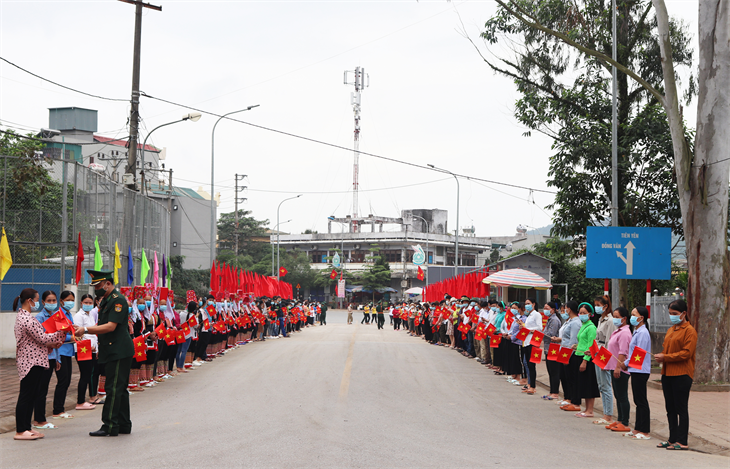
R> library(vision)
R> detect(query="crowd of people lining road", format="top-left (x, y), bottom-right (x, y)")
top-left (13, 271), bottom-right (326, 441)
top-left (13, 277), bottom-right (697, 451)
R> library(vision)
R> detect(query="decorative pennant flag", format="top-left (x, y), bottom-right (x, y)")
top-left (330, 269), bottom-right (337, 280)
top-left (485, 323), bottom-right (496, 337)
top-left (0, 228), bottom-right (13, 281)
top-left (529, 330), bottom-right (545, 347)
top-left (127, 246), bottom-right (134, 285)
top-left (417, 266), bottom-right (425, 281)
top-left (489, 334), bottom-right (502, 348)
top-left (75, 232), bottom-right (84, 284)
top-left (140, 249), bottom-right (150, 284)
top-left (77, 339), bottom-right (92, 361)
top-left (153, 251), bottom-right (159, 290)
top-left (589, 340), bottom-right (600, 359)
top-left (166, 254), bottom-right (172, 287)
top-left (547, 343), bottom-right (561, 361)
top-left (279, 266), bottom-right (288, 277)
top-left (556, 347), bottom-right (573, 365)
top-left (516, 327), bottom-right (530, 342)
top-left (94, 235), bottom-right (103, 270)
top-left (593, 346), bottom-right (613, 370)
top-left (530, 347), bottom-right (543, 364)
top-left (114, 242), bottom-right (121, 285)
top-left (628, 346), bottom-right (648, 370)
top-left (188, 315), bottom-right (198, 328)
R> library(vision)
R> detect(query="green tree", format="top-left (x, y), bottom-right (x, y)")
top-left (216, 209), bottom-right (269, 260)
top-left (361, 245), bottom-right (392, 301)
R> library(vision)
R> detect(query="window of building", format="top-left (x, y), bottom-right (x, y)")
top-left (350, 250), bottom-right (366, 263)
top-left (310, 250), bottom-right (327, 263)
top-left (381, 249), bottom-right (402, 263)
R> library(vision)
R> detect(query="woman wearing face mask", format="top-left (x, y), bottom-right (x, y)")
top-left (573, 303), bottom-right (601, 418)
top-left (557, 301), bottom-right (582, 411)
top-left (592, 295), bottom-right (615, 425)
top-left (605, 307), bottom-right (632, 433)
top-left (491, 301), bottom-right (507, 374)
top-left (542, 302), bottom-right (561, 400)
top-left (13, 288), bottom-right (65, 440)
top-left (617, 306), bottom-right (652, 440)
top-left (127, 292), bottom-right (145, 391)
top-left (31, 291), bottom-right (62, 430)
top-left (655, 300), bottom-right (696, 450)
top-left (73, 294), bottom-right (98, 409)
top-left (506, 302), bottom-right (526, 386)
top-left (517, 298), bottom-right (543, 394)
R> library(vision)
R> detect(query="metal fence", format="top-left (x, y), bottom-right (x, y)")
top-left (0, 154), bottom-right (170, 311)
top-left (649, 295), bottom-right (675, 333)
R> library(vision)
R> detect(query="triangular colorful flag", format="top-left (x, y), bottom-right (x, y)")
top-left (628, 346), bottom-right (648, 370)
top-left (76, 339), bottom-right (92, 361)
top-left (75, 232), bottom-right (84, 284)
top-left (114, 242), bottom-right (121, 285)
top-left (556, 347), bottom-right (573, 365)
top-left (93, 235), bottom-right (103, 270)
top-left (140, 249), bottom-right (150, 284)
top-left (547, 343), bottom-right (561, 361)
top-left (530, 347), bottom-right (543, 364)
top-left (0, 227), bottom-right (13, 281)
top-left (529, 330), bottom-right (545, 347)
top-left (127, 246), bottom-right (134, 285)
top-left (593, 346), bottom-right (613, 370)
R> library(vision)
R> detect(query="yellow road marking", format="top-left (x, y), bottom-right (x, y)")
top-left (338, 329), bottom-right (357, 402)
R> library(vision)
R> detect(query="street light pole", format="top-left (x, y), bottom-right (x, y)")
top-left (210, 105), bottom-right (260, 269)
top-left (428, 164), bottom-right (459, 277)
top-left (271, 219), bottom-right (291, 276)
top-left (411, 214), bottom-right (429, 286)
top-left (277, 195), bottom-right (302, 280)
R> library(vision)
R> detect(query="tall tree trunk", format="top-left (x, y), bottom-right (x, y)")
top-left (652, 0), bottom-right (730, 383)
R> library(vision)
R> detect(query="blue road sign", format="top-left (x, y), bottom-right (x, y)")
top-left (586, 227), bottom-right (672, 280)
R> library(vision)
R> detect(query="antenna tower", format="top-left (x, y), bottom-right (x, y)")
top-left (344, 66), bottom-right (368, 231)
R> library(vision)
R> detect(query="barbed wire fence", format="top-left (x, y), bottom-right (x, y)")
top-left (1, 154), bottom-right (170, 310)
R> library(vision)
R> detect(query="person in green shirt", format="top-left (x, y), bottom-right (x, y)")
top-left (574, 302), bottom-right (601, 418)
top-left (319, 302), bottom-right (328, 326)
top-left (375, 301), bottom-right (385, 329)
top-left (74, 270), bottom-right (134, 437)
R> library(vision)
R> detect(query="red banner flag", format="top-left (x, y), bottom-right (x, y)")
top-left (417, 266), bottom-right (424, 281)
top-left (589, 340), bottom-right (600, 359)
top-left (176, 330), bottom-right (186, 344)
top-left (75, 232), bottom-right (85, 284)
top-left (556, 347), bottom-right (573, 364)
top-left (593, 346), bottom-right (613, 370)
top-left (485, 323), bottom-right (496, 337)
top-left (76, 339), bottom-right (92, 361)
top-left (529, 330), bottom-right (545, 347)
top-left (547, 343), bottom-right (561, 361)
top-left (203, 319), bottom-right (210, 330)
top-left (41, 317), bottom-right (58, 333)
top-left (628, 346), bottom-right (648, 370)
top-left (279, 266), bottom-right (288, 277)
top-left (330, 269), bottom-right (337, 280)
top-left (489, 334), bottom-right (502, 348)
top-left (530, 347), bottom-right (543, 364)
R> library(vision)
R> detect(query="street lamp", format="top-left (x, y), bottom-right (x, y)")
top-left (428, 164), bottom-right (460, 277)
top-left (271, 219), bottom-right (291, 276)
top-left (277, 194), bottom-right (302, 280)
top-left (210, 105), bottom-right (260, 268)
top-left (411, 214), bottom-right (429, 286)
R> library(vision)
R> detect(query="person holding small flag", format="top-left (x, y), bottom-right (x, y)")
top-left (506, 302), bottom-right (527, 387)
top-left (573, 303), bottom-right (601, 418)
top-left (541, 302), bottom-right (562, 400)
top-left (557, 301), bottom-right (582, 411)
top-left (73, 294), bottom-right (99, 409)
top-left (654, 299), bottom-right (696, 450)
top-left (617, 306), bottom-right (652, 440)
top-left (519, 298), bottom-right (543, 395)
top-left (593, 295), bottom-right (616, 425)
top-left (605, 306), bottom-right (633, 433)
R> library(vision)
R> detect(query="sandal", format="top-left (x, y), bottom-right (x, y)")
top-left (52, 412), bottom-right (74, 419)
top-left (75, 402), bottom-right (96, 410)
top-left (575, 412), bottom-right (593, 418)
top-left (632, 433), bottom-right (652, 440)
top-left (666, 443), bottom-right (688, 450)
top-left (656, 441), bottom-right (672, 448)
top-left (592, 418), bottom-right (611, 425)
top-left (33, 423), bottom-right (57, 429)
top-left (14, 431), bottom-right (42, 440)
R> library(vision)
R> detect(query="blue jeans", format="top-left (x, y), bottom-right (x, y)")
top-left (279, 317), bottom-right (287, 337)
top-left (595, 365), bottom-right (614, 416)
top-left (176, 338), bottom-right (191, 369)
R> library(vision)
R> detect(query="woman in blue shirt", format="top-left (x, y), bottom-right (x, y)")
top-left (617, 306), bottom-right (652, 440)
top-left (52, 291), bottom-right (76, 419)
top-left (32, 291), bottom-right (65, 429)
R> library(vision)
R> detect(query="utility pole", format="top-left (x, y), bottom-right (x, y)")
top-left (234, 174), bottom-right (247, 256)
top-left (611, 0), bottom-right (619, 307)
top-left (344, 66), bottom-right (368, 232)
top-left (119, 0), bottom-right (161, 274)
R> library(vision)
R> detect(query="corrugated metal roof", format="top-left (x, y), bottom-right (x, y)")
top-left (94, 135), bottom-right (159, 152)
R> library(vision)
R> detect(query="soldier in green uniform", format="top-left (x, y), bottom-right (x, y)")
top-left (74, 270), bottom-right (134, 436)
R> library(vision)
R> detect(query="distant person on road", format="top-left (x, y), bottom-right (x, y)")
top-left (655, 300), bottom-right (696, 450)
top-left (362, 303), bottom-right (371, 324)
top-left (319, 302), bottom-right (327, 326)
top-left (375, 301), bottom-right (385, 329)
top-left (347, 304), bottom-right (353, 324)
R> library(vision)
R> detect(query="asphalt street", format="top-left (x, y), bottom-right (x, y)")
top-left (2, 310), bottom-right (726, 468)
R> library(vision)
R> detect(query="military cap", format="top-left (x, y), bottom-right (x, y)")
top-left (87, 270), bottom-right (114, 286)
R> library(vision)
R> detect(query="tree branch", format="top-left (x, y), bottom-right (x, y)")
top-left (493, 0), bottom-right (666, 103)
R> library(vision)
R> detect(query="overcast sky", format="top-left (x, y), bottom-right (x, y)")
top-left (1, 0), bottom-right (698, 238)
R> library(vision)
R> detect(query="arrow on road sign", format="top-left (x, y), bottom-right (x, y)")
top-left (616, 241), bottom-right (635, 276)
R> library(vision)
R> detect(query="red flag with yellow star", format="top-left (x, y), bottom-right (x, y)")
top-left (556, 346), bottom-right (572, 364)
top-left (330, 269), bottom-right (337, 280)
top-left (529, 347), bottom-right (543, 364)
top-left (547, 343), bottom-right (560, 361)
top-left (489, 334), bottom-right (502, 348)
top-left (76, 339), bottom-right (92, 361)
top-left (628, 346), bottom-right (647, 370)
top-left (279, 266), bottom-right (288, 277)
top-left (593, 346), bottom-right (613, 370)
top-left (529, 330), bottom-right (545, 347)
top-left (417, 266), bottom-right (424, 281)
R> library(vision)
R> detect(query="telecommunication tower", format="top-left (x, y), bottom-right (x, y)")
top-left (344, 66), bottom-right (369, 231)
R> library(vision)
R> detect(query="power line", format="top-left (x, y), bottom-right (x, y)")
top-left (0, 56), bottom-right (128, 102)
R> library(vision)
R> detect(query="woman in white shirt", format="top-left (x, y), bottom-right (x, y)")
top-left (519, 298), bottom-right (544, 395)
top-left (72, 294), bottom-right (98, 408)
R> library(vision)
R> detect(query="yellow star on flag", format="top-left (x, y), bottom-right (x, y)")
top-left (600, 355), bottom-right (606, 361)
top-left (80, 346), bottom-right (88, 353)
top-left (534, 353), bottom-right (540, 358)
top-left (550, 349), bottom-right (557, 355)
top-left (562, 353), bottom-right (568, 358)
top-left (137, 351), bottom-right (143, 357)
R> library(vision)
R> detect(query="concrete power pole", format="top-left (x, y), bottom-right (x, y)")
top-left (344, 67), bottom-right (368, 232)
top-left (234, 174), bottom-right (247, 256)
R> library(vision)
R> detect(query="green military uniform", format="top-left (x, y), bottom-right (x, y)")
top-left (89, 270), bottom-right (134, 436)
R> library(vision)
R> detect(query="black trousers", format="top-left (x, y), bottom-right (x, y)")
top-left (662, 374), bottom-right (693, 445)
top-left (631, 372), bottom-right (651, 433)
top-left (377, 314), bottom-right (384, 329)
top-left (53, 355), bottom-right (72, 415)
top-left (546, 359), bottom-right (562, 394)
top-left (17, 366), bottom-right (44, 433)
top-left (612, 371), bottom-right (630, 426)
top-left (560, 362), bottom-right (571, 402)
top-left (567, 354), bottom-right (583, 406)
top-left (76, 354), bottom-right (97, 404)
top-left (320, 312), bottom-right (327, 325)
top-left (393, 317), bottom-right (401, 330)
top-left (196, 331), bottom-right (211, 360)
top-left (362, 313), bottom-right (369, 324)
top-left (101, 356), bottom-right (132, 435)
top-left (34, 359), bottom-right (55, 423)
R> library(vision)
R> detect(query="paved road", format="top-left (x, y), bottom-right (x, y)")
top-left (2, 311), bottom-right (726, 468)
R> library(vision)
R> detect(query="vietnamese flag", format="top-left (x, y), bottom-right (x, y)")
top-left (529, 330), bottom-right (545, 347)
top-left (133, 335), bottom-right (146, 351)
top-left (188, 315), bottom-right (198, 328)
top-left (134, 348), bottom-right (146, 362)
top-left (164, 330), bottom-right (176, 346)
top-left (330, 269), bottom-right (337, 280)
top-left (516, 327), bottom-right (530, 342)
top-left (206, 304), bottom-right (216, 316)
top-left (181, 322), bottom-right (191, 337)
top-left (154, 323), bottom-right (166, 338)
top-left (628, 346), bottom-right (648, 370)
top-left (593, 346), bottom-right (613, 370)
top-left (41, 317), bottom-right (58, 333)
top-left (489, 334), bottom-right (502, 348)
top-left (529, 347), bottom-right (543, 364)
top-left (279, 266), bottom-right (288, 277)
top-left (203, 319), bottom-right (210, 330)
top-left (589, 340), bottom-right (600, 359)
top-left (557, 347), bottom-right (573, 364)
top-left (547, 343), bottom-right (561, 361)
top-left (417, 266), bottom-right (425, 281)
top-left (76, 339), bottom-right (92, 361)
top-left (176, 330), bottom-right (186, 344)
top-left (485, 323), bottom-right (496, 337)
